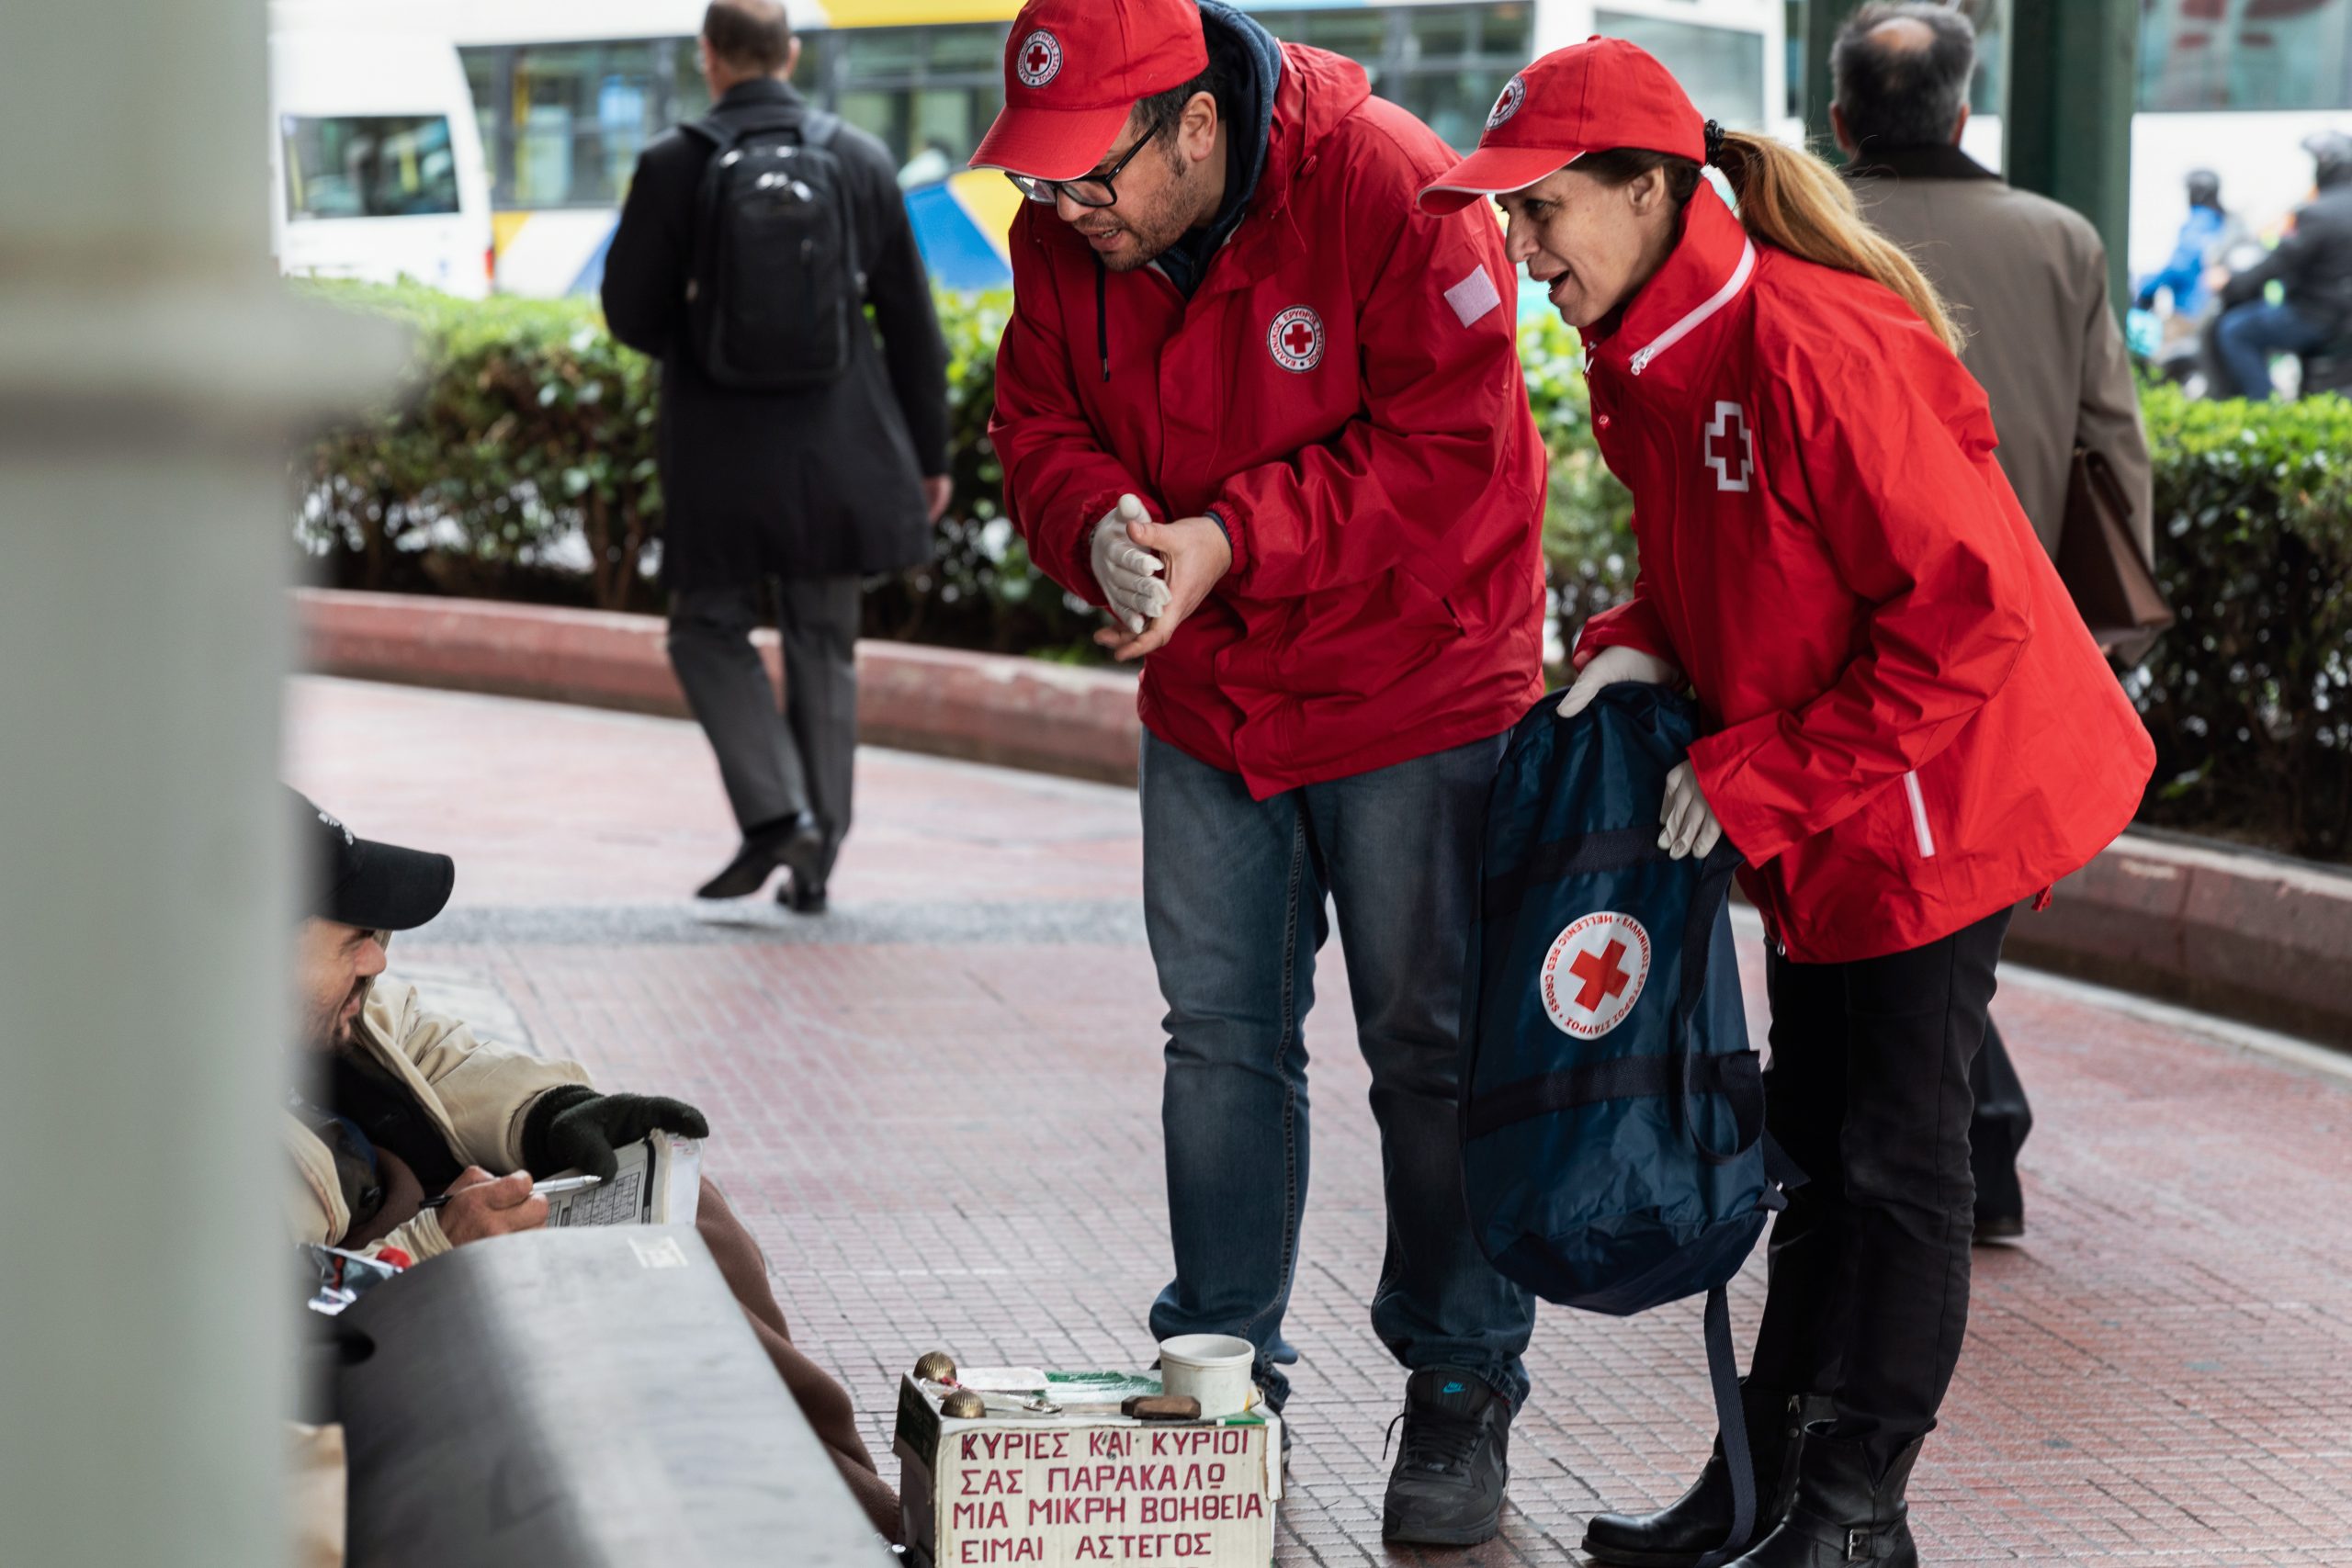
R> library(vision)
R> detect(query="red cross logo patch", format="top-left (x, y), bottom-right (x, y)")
top-left (1268, 306), bottom-right (1325, 373)
top-left (1705, 400), bottom-right (1754, 492)
top-left (1014, 28), bottom-right (1063, 88)
top-left (1541, 911), bottom-right (1652, 1039)
top-left (1487, 74), bottom-right (1526, 130)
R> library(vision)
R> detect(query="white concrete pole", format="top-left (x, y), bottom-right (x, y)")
top-left (0, 0), bottom-right (401, 1562)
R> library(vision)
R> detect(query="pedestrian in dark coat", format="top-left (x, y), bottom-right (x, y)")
top-left (1833, 1), bottom-right (2158, 1244)
top-left (603, 0), bottom-right (951, 911)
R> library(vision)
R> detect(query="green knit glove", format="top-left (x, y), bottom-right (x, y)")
top-left (522, 1088), bottom-right (709, 1180)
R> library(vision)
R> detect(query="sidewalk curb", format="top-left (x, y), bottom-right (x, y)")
top-left (297, 589), bottom-right (2351, 1046)
top-left (296, 587), bottom-right (1142, 785)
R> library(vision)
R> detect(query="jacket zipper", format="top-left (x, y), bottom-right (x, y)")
top-left (1629, 240), bottom-right (1758, 377)
top-left (1902, 771), bottom-right (1938, 860)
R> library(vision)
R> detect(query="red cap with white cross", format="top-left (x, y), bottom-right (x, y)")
top-left (968, 0), bottom-right (1211, 181)
top-left (1418, 37), bottom-right (1706, 214)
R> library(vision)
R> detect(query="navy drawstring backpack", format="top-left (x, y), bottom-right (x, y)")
top-left (1461, 683), bottom-right (1796, 1567)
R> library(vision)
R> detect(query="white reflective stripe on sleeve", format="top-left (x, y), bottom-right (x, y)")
top-left (1444, 265), bottom-right (1502, 328)
top-left (1903, 771), bottom-right (1938, 860)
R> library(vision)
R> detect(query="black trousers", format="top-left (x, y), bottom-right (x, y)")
top-left (1969, 1020), bottom-right (2032, 1224)
top-left (666, 578), bottom-right (862, 884)
top-left (1747, 908), bottom-right (2011, 1468)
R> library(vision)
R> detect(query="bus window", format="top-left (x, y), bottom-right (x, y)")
top-left (2142, 0), bottom-right (2352, 111)
top-left (1596, 11), bottom-right (1768, 130)
top-left (1248, 6), bottom-right (1532, 152)
top-left (282, 114), bottom-right (462, 220)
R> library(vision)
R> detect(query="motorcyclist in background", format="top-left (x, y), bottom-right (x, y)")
top-left (2210, 130), bottom-right (2352, 399)
top-left (2135, 168), bottom-right (2247, 324)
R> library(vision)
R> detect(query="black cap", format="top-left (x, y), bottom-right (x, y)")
top-left (292, 788), bottom-right (455, 931)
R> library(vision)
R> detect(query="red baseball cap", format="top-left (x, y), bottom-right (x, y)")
top-left (1419, 38), bottom-right (1705, 214)
top-left (968, 0), bottom-right (1212, 181)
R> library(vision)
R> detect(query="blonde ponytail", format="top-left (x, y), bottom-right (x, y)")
top-left (1711, 130), bottom-right (1963, 355)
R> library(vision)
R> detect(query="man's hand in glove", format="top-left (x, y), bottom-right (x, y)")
top-left (1556, 644), bottom-right (1682, 719)
top-left (1658, 761), bottom-right (1724, 861)
top-left (1094, 513), bottom-right (1231, 663)
top-left (522, 1088), bottom-right (711, 1181)
top-left (1091, 494), bottom-right (1170, 634)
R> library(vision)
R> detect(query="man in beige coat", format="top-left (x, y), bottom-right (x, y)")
top-left (1828, 3), bottom-right (2157, 1247)
top-left (287, 792), bottom-right (898, 1537)
top-left (1833, 2), bottom-right (2153, 563)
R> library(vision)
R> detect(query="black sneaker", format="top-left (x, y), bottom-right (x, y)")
top-left (1381, 1369), bottom-right (1511, 1546)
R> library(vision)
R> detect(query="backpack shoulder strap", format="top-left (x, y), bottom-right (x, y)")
top-left (798, 107), bottom-right (845, 151)
top-left (1690, 1285), bottom-right (1757, 1568)
top-left (679, 115), bottom-right (740, 154)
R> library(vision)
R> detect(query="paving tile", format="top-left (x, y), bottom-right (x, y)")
top-left (288, 676), bottom-right (2352, 1566)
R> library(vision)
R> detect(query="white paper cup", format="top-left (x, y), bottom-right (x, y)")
top-left (1157, 1334), bottom-right (1256, 1418)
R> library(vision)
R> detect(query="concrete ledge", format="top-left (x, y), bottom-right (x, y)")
top-left (2006, 830), bottom-right (2352, 1047)
top-left (297, 588), bottom-right (1142, 787)
top-left (297, 589), bottom-right (2351, 1046)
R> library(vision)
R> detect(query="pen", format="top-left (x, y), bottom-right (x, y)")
top-left (417, 1173), bottom-right (602, 1212)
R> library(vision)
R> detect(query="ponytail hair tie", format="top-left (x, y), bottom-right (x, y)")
top-left (1702, 119), bottom-right (1726, 166)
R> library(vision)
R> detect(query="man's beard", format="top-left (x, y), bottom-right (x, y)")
top-left (1087, 152), bottom-right (1199, 273)
top-left (309, 976), bottom-right (373, 1053)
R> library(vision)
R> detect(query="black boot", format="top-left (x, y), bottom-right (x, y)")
top-left (695, 811), bottom-right (823, 900)
top-left (1725, 1427), bottom-right (1922, 1567)
top-left (1584, 1383), bottom-right (1831, 1567)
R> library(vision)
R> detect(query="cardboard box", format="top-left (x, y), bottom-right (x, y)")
top-left (894, 1371), bottom-right (1281, 1567)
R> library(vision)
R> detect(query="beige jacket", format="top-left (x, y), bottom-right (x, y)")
top-left (285, 980), bottom-right (592, 1262)
top-left (1848, 145), bottom-right (2154, 562)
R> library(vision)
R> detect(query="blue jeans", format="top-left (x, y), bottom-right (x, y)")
top-left (2215, 299), bottom-right (2334, 400)
top-left (1140, 729), bottom-right (1536, 1412)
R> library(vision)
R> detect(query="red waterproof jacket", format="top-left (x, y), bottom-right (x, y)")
top-left (990, 45), bottom-right (1547, 798)
top-left (1576, 186), bottom-right (2154, 964)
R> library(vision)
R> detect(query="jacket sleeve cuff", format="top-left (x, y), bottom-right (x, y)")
top-left (1572, 602), bottom-right (1677, 671)
top-left (1204, 502), bottom-right (1247, 579)
top-left (1688, 717), bottom-right (1804, 868)
top-left (377, 1211), bottom-right (453, 1264)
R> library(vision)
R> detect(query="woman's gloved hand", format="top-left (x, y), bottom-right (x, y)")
top-left (1090, 494), bottom-right (1170, 634)
top-left (1556, 645), bottom-right (1682, 718)
top-left (523, 1087), bottom-right (710, 1180)
top-left (1658, 761), bottom-right (1724, 861)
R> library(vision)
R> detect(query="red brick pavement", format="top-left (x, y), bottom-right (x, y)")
top-left (289, 677), bottom-right (2352, 1565)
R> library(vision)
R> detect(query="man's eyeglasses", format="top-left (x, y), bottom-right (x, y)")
top-left (1005, 133), bottom-right (1156, 209)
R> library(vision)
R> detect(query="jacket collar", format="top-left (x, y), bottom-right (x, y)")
top-left (1588, 182), bottom-right (1757, 387)
top-left (717, 77), bottom-right (803, 112)
top-left (1176, 42), bottom-right (1369, 299)
top-left (1842, 141), bottom-right (1999, 184)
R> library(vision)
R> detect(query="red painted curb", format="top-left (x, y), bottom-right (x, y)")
top-left (296, 588), bottom-right (1142, 786)
top-left (297, 589), bottom-right (2350, 1045)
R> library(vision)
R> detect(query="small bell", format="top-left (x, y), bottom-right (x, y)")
top-left (912, 1350), bottom-right (958, 1384)
top-left (940, 1389), bottom-right (987, 1419)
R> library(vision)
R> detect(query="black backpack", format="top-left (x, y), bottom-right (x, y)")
top-left (681, 107), bottom-right (861, 391)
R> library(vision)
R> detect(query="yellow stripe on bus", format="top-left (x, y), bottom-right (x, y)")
top-left (820, 0), bottom-right (1022, 26)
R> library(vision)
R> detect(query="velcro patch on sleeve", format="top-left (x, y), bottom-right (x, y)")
top-left (1444, 265), bottom-right (1503, 328)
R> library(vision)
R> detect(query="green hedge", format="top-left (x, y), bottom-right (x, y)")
top-left (2133, 386), bottom-right (2350, 860)
top-left (295, 283), bottom-right (2348, 861)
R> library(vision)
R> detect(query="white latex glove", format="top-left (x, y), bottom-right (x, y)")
top-left (1556, 644), bottom-right (1682, 718)
top-left (1659, 761), bottom-right (1724, 861)
top-left (1090, 495), bottom-right (1170, 634)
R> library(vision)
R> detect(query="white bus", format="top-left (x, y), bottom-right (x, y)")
top-left (269, 4), bottom-right (496, 297)
top-left (292, 0), bottom-right (1786, 297)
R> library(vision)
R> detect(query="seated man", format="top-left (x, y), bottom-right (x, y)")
top-left (285, 789), bottom-right (896, 1538)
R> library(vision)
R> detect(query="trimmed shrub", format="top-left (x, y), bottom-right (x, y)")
top-left (292, 284), bottom-right (2350, 861)
top-left (2134, 385), bottom-right (2351, 860)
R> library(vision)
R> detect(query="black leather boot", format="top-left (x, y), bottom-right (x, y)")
top-left (1584, 1384), bottom-right (1832, 1567)
top-left (1725, 1427), bottom-right (1922, 1567)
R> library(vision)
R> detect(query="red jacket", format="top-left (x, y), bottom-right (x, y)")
top-left (990, 45), bottom-right (1547, 798)
top-left (1577, 186), bottom-right (2154, 964)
